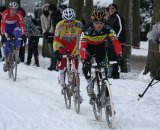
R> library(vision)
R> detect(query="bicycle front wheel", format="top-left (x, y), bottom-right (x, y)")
top-left (11, 52), bottom-right (17, 81)
top-left (63, 71), bottom-right (71, 109)
top-left (63, 86), bottom-right (71, 109)
top-left (92, 72), bottom-right (102, 121)
top-left (103, 80), bottom-right (115, 128)
top-left (11, 62), bottom-right (17, 82)
top-left (72, 73), bottom-right (80, 114)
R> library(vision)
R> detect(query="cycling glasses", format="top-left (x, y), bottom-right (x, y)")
top-left (64, 20), bottom-right (74, 23)
top-left (93, 20), bottom-right (105, 24)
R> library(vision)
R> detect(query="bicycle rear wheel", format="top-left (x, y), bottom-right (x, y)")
top-left (63, 70), bottom-right (71, 109)
top-left (73, 73), bottom-right (80, 114)
top-left (103, 80), bottom-right (115, 128)
top-left (92, 72), bottom-right (102, 121)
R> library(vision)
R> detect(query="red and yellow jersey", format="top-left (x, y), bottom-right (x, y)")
top-left (53, 20), bottom-right (83, 56)
top-left (1, 9), bottom-right (25, 35)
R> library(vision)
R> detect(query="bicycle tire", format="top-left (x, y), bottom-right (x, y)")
top-left (63, 70), bottom-right (71, 109)
top-left (73, 73), bottom-right (80, 114)
top-left (8, 52), bottom-right (12, 79)
top-left (103, 80), bottom-right (115, 128)
top-left (64, 87), bottom-right (71, 109)
top-left (92, 71), bottom-right (102, 121)
top-left (11, 52), bottom-right (17, 81)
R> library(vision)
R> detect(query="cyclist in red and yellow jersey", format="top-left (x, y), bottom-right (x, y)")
top-left (53, 8), bottom-right (83, 102)
top-left (80, 9), bottom-right (122, 98)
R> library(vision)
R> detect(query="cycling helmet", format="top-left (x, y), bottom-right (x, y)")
top-left (91, 9), bottom-right (105, 21)
top-left (8, 1), bottom-right (19, 9)
top-left (62, 8), bottom-right (76, 20)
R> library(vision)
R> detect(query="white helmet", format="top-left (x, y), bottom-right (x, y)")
top-left (62, 8), bottom-right (76, 20)
top-left (9, 1), bottom-right (19, 9)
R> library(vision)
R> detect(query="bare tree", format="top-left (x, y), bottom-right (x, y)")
top-left (84, 0), bottom-right (93, 24)
top-left (132, 0), bottom-right (140, 47)
top-left (144, 0), bottom-right (160, 79)
top-left (69, 0), bottom-right (84, 21)
top-left (114, 0), bottom-right (132, 72)
top-left (44, 0), bottom-right (58, 4)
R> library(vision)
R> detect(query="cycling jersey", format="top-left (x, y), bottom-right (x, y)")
top-left (1, 9), bottom-right (25, 35)
top-left (53, 20), bottom-right (83, 56)
top-left (80, 23), bottom-right (122, 59)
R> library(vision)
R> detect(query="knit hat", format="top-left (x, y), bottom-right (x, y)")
top-left (42, 3), bottom-right (49, 10)
top-left (48, 4), bottom-right (57, 12)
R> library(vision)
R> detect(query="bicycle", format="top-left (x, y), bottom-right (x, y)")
top-left (60, 52), bottom-right (81, 114)
top-left (90, 60), bottom-right (115, 128)
top-left (3, 34), bottom-right (22, 81)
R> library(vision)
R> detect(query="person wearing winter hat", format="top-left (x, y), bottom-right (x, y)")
top-left (42, 3), bottom-right (62, 71)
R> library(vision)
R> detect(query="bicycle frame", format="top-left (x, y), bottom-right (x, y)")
top-left (62, 53), bottom-right (81, 113)
top-left (6, 35), bottom-right (22, 81)
top-left (91, 62), bottom-right (115, 128)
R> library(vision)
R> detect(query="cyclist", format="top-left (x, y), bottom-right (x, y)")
top-left (80, 9), bottom-right (122, 98)
top-left (1, 1), bottom-right (25, 72)
top-left (53, 8), bottom-right (83, 102)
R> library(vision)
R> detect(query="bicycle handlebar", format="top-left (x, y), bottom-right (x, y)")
top-left (7, 37), bottom-right (22, 41)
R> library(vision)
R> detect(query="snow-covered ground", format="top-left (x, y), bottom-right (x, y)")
top-left (62, 0), bottom-right (113, 7)
top-left (132, 41), bottom-right (149, 57)
top-left (0, 41), bottom-right (160, 130)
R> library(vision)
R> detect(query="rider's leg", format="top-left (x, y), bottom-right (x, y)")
top-left (33, 36), bottom-right (39, 67)
top-left (58, 58), bottom-right (66, 87)
top-left (3, 40), bottom-right (10, 72)
top-left (13, 28), bottom-right (22, 64)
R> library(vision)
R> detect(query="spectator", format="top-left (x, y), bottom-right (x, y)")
top-left (40, 3), bottom-right (53, 69)
top-left (42, 3), bottom-right (62, 71)
top-left (18, 7), bottom-right (26, 63)
top-left (24, 15), bottom-right (41, 67)
top-left (106, 4), bottom-right (126, 78)
top-left (0, 6), bottom-right (6, 61)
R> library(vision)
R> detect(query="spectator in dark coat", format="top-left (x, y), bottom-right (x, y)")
top-left (18, 7), bottom-right (26, 63)
top-left (106, 4), bottom-right (127, 78)
top-left (43, 3), bottom-right (62, 71)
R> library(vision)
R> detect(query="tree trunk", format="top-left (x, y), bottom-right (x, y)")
top-left (114, 0), bottom-right (132, 72)
top-left (132, 0), bottom-right (140, 47)
top-left (69, 0), bottom-right (84, 21)
top-left (84, 0), bottom-right (93, 24)
top-left (144, 0), bottom-right (160, 79)
top-left (44, 0), bottom-right (58, 4)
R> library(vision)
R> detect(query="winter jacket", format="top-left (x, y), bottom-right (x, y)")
top-left (40, 13), bottom-right (51, 34)
top-left (40, 4), bottom-right (50, 34)
top-left (107, 13), bottom-right (126, 43)
top-left (49, 10), bottom-right (62, 34)
top-left (24, 16), bottom-right (41, 37)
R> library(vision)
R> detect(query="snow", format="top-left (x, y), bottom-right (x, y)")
top-left (62, 0), bottom-right (113, 7)
top-left (0, 41), bottom-right (160, 130)
top-left (132, 41), bottom-right (149, 56)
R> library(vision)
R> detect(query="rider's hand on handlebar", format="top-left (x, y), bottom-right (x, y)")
top-left (1, 34), bottom-right (6, 43)
top-left (59, 46), bottom-right (66, 55)
top-left (22, 35), bottom-right (27, 43)
top-left (117, 54), bottom-right (124, 66)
